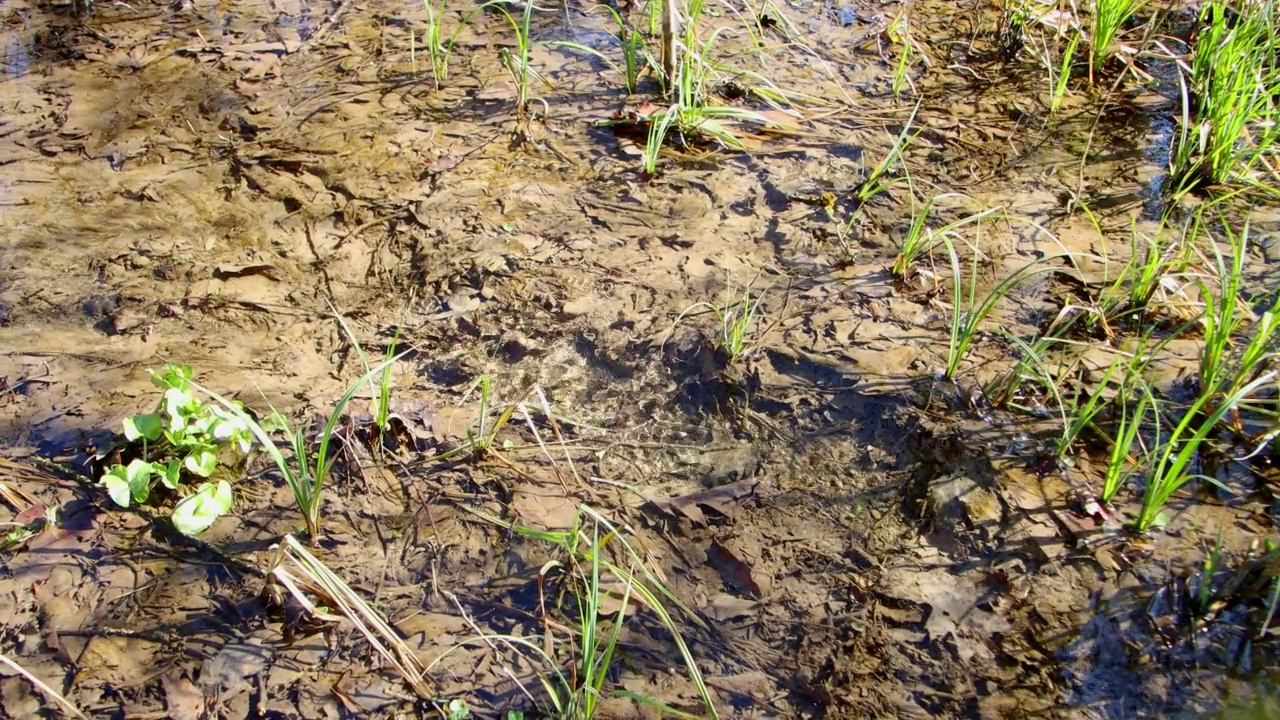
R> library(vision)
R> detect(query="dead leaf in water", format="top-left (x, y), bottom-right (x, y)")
top-left (161, 675), bottom-right (205, 720)
top-left (708, 539), bottom-right (765, 599)
top-left (213, 263), bottom-right (277, 280)
top-left (646, 477), bottom-right (764, 526)
top-left (512, 486), bottom-right (578, 530)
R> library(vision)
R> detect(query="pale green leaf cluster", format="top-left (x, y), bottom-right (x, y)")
top-left (96, 363), bottom-right (263, 536)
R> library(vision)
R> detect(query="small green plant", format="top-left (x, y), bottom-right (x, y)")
top-left (1100, 379), bottom-right (1152, 504)
top-left (426, 374), bottom-right (523, 465)
top-left (1088, 0), bottom-right (1147, 83)
top-left (1170, 0), bottom-right (1280, 193)
top-left (97, 364), bottom-right (257, 536)
top-left (828, 113), bottom-right (917, 251)
top-left (891, 198), bottom-right (998, 285)
top-left (330, 304), bottom-right (403, 443)
top-left (996, 0), bottom-right (1031, 59)
top-left (413, 0), bottom-right (476, 89)
top-left (464, 375), bottom-right (517, 458)
top-left (1135, 369), bottom-right (1277, 531)
top-left (941, 240), bottom-right (1064, 380)
top-left (489, 0), bottom-right (551, 121)
top-left (1087, 213), bottom-right (1198, 336)
top-left (1054, 355), bottom-right (1123, 460)
top-left (885, 9), bottom-right (925, 97)
top-left (445, 698), bottom-right (470, 719)
top-left (192, 354), bottom-right (404, 539)
top-left (1199, 223), bottom-right (1279, 430)
top-left (670, 281), bottom-right (769, 366)
top-left (635, 0), bottom-right (792, 175)
top-left (549, 6), bottom-right (652, 94)
top-left (1046, 31), bottom-right (1079, 114)
top-left (983, 329), bottom-right (1072, 414)
top-left (452, 504), bottom-right (718, 719)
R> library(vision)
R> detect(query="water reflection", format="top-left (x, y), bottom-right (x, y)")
top-left (4, 27), bottom-right (29, 80)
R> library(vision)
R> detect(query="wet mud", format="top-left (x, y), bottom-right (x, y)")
top-left (2, 0), bottom-right (1279, 718)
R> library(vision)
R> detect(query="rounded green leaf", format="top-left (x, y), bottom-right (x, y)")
top-left (184, 450), bottom-right (218, 477)
top-left (159, 459), bottom-right (183, 490)
top-left (150, 363), bottom-right (193, 390)
top-left (124, 458), bottom-right (155, 504)
top-left (100, 468), bottom-right (132, 508)
top-left (171, 481), bottom-right (233, 536)
top-left (123, 413), bottom-right (163, 442)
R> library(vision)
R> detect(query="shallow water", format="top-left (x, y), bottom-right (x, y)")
top-left (0, 0), bottom-right (1277, 717)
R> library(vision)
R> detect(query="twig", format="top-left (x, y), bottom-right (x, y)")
top-left (0, 652), bottom-right (90, 720)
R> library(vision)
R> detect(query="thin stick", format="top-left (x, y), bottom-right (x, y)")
top-left (0, 652), bottom-right (90, 720)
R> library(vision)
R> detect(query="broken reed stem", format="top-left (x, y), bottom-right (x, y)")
top-left (270, 535), bottom-right (434, 698)
top-left (660, 0), bottom-right (678, 92)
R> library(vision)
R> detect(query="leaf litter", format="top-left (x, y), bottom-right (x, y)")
top-left (0, 0), bottom-right (1277, 717)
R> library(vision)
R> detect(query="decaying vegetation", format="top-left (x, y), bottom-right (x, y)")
top-left (2, 0), bottom-right (1280, 717)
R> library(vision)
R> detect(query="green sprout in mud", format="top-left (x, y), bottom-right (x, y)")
top-left (1046, 31), bottom-right (1079, 116)
top-left (672, 283), bottom-right (768, 366)
top-left (1135, 370), bottom-right (1277, 532)
top-left (1196, 222), bottom-right (1280, 437)
top-left (1087, 0), bottom-right (1147, 84)
top-left (550, 6), bottom-right (653, 95)
top-left (1053, 355), bottom-right (1122, 461)
top-left (443, 505), bottom-right (719, 719)
top-left (462, 374), bottom-right (517, 459)
top-left (191, 354), bottom-right (405, 541)
top-left (636, 0), bottom-right (793, 175)
top-left (892, 197), bottom-right (997, 287)
top-left (829, 104), bottom-right (919, 249)
top-left (1100, 379), bottom-right (1151, 505)
top-left (97, 364), bottom-right (256, 536)
top-left (884, 9), bottom-right (924, 98)
top-left (941, 238), bottom-right (1065, 381)
top-left (413, 0), bottom-right (478, 89)
top-left (331, 303), bottom-right (403, 445)
top-left (489, 0), bottom-right (552, 123)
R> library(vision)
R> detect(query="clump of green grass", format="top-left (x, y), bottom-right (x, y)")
top-left (412, 0), bottom-right (477, 89)
top-left (1046, 31), bottom-right (1079, 115)
top-left (625, 0), bottom-right (799, 175)
top-left (1170, 0), bottom-right (1280, 194)
top-left (892, 198), bottom-right (999, 287)
top-left (1087, 0), bottom-right (1147, 83)
top-left (884, 9), bottom-right (927, 97)
top-left (1053, 355), bottom-right (1123, 460)
top-left (550, 6), bottom-right (653, 95)
top-left (193, 354), bottom-right (404, 540)
top-left (1197, 222), bottom-right (1280, 439)
top-left (1100, 378), bottom-right (1152, 505)
top-left (444, 504), bottom-right (718, 719)
top-left (940, 238), bottom-right (1065, 381)
top-left (668, 280), bottom-right (769, 367)
top-left (330, 303), bottom-right (407, 449)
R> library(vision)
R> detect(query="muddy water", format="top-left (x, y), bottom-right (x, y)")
top-left (1, 0), bottom-right (1278, 717)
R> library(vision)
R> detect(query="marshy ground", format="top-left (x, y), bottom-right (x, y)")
top-left (2, 0), bottom-right (1280, 717)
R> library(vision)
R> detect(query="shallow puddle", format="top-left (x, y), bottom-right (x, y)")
top-left (2, 0), bottom-right (1279, 717)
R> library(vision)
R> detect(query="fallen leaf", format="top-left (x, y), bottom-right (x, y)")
top-left (161, 675), bottom-right (206, 720)
top-left (708, 539), bottom-right (765, 599)
top-left (213, 264), bottom-right (277, 280)
top-left (646, 477), bottom-right (765, 526)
